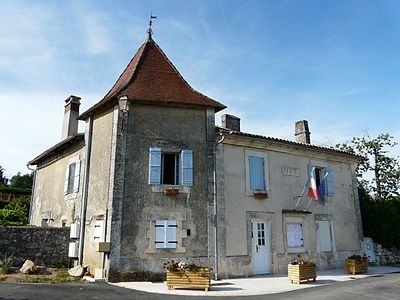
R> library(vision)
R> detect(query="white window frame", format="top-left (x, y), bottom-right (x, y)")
top-left (245, 149), bottom-right (269, 195)
top-left (64, 156), bottom-right (81, 197)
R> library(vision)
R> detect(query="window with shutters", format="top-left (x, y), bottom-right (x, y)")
top-left (155, 220), bottom-right (177, 249)
top-left (148, 148), bottom-right (193, 186)
top-left (308, 164), bottom-right (334, 196)
top-left (64, 160), bottom-right (81, 196)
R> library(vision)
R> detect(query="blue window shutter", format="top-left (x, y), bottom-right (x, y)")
top-left (166, 220), bottom-right (177, 248)
top-left (181, 150), bottom-right (193, 186)
top-left (326, 165), bottom-right (334, 196)
top-left (149, 148), bottom-right (161, 184)
top-left (155, 220), bottom-right (166, 248)
top-left (307, 163), bottom-right (314, 181)
top-left (249, 156), bottom-right (265, 190)
top-left (64, 167), bottom-right (69, 195)
top-left (73, 161), bottom-right (80, 192)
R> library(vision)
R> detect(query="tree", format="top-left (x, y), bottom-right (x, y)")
top-left (337, 133), bottom-right (400, 200)
top-left (9, 172), bottom-right (33, 189)
top-left (0, 166), bottom-right (8, 186)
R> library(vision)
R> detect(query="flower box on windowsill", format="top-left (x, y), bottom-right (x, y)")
top-left (164, 188), bottom-right (180, 196)
top-left (254, 191), bottom-right (268, 199)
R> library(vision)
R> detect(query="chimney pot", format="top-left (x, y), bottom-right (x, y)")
top-left (222, 114), bottom-right (241, 132)
top-left (62, 95), bottom-right (81, 140)
top-left (295, 120), bottom-right (311, 144)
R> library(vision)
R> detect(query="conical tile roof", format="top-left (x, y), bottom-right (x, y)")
top-left (79, 38), bottom-right (225, 119)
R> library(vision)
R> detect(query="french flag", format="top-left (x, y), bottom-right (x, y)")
top-left (307, 168), bottom-right (318, 200)
top-left (308, 169), bottom-right (327, 205)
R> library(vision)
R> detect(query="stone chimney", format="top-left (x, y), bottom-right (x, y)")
top-left (295, 120), bottom-right (311, 144)
top-left (221, 114), bottom-right (241, 132)
top-left (61, 95), bottom-right (81, 140)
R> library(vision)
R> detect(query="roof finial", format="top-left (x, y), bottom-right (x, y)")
top-left (147, 13), bottom-right (157, 40)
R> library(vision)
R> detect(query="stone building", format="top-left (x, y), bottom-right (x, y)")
top-left (28, 32), bottom-right (363, 281)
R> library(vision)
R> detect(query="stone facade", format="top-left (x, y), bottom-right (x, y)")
top-left (216, 134), bottom-right (363, 278)
top-left (107, 104), bottom-right (215, 281)
top-left (375, 244), bottom-right (400, 265)
top-left (0, 226), bottom-right (69, 267)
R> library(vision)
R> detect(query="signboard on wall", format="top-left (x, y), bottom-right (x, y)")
top-left (287, 223), bottom-right (304, 247)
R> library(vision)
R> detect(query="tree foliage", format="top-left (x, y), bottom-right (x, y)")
top-left (0, 166), bottom-right (8, 186)
top-left (359, 186), bottom-right (400, 248)
top-left (9, 172), bottom-right (33, 189)
top-left (0, 196), bottom-right (30, 226)
top-left (337, 133), bottom-right (400, 199)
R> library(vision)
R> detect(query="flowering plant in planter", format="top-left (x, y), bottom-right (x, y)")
top-left (164, 260), bottom-right (212, 291)
top-left (288, 259), bottom-right (315, 266)
top-left (163, 260), bottom-right (212, 274)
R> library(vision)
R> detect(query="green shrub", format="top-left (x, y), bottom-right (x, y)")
top-left (0, 253), bottom-right (14, 274)
top-left (0, 209), bottom-right (28, 226)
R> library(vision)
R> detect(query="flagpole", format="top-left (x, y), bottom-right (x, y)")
top-left (294, 167), bottom-right (314, 210)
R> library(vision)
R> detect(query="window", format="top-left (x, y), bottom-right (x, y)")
top-left (249, 156), bottom-right (265, 191)
top-left (155, 220), bottom-right (177, 249)
top-left (286, 223), bottom-right (304, 247)
top-left (308, 164), bottom-right (334, 196)
top-left (148, 148), bottom-right (193, 186)
top-left (64, 160), bottom-right (81, 195)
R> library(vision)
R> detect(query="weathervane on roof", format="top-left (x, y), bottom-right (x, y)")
top-left (147, 13), bottom-right (157, 40)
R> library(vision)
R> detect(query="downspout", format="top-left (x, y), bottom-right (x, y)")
top-left (26, 164), bottom-right (37, 225)
top-left (78, 115), bottom-right (93, 266)
top-left (213, 134), bottom-right (224, 281)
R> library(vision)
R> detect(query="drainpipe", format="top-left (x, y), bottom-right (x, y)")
top-left (26, 164), bottom-right (37, 225)
top-left (78, 116), bottom-right (93, 266)
top-left (213, 134), bottom-right (224, 281)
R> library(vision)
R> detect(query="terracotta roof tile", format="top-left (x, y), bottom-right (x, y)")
top-left (80, 38), bottom-right (225, 119)
top-left (216, 126), bottom-right (365, 159)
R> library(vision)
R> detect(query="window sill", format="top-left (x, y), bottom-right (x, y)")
top-left (64, 192), bottom-right (79, 200)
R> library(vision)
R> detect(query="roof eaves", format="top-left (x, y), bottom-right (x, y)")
top-left (217, 127), bottom-right (364, 159)
top-left (28, 134), bottom-right (85, 166)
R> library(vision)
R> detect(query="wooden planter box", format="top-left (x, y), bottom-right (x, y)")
top-left (254, 192), bottom-right (268, 199)
top-left (166, 270), bottom-right (210, 291)
top-left (345, 258), bottom-right (368, 275)
top-left (288, 263), bottom-right (317, 284)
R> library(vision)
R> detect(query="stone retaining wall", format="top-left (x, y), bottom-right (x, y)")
top-left (0, 226), bottom-right (70, 267)
top-left (375, 244), bottom-right (400, 265)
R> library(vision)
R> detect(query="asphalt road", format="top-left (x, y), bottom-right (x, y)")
top-left (1, 273), bottom-right (399, 300)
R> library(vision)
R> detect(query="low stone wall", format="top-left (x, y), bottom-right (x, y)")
top-left (0, 226), bottom-right (70, 267)
top-left (375, 244), bottom-right (400, 265)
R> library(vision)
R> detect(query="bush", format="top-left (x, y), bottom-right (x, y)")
top-left (0, 209), bottom-right (28, 226)
top-left (0, 196), bottom-right (30, 226)
top-left (0, 253), bottom-right (14, 274)
top-left (359, 187), bottom-right (400, 248)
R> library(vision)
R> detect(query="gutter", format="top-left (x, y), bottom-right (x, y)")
top-left (213, 134), bottom-right (224, 281)
top-left (78, 116), bottom-right (93, 266)
top-left (26, 164), bottom-right (37, 225)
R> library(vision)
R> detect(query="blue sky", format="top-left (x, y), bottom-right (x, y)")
top-left (1, 0), bottom-right (400, 177)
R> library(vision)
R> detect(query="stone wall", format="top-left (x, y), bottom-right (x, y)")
top-left (0, 226), bottom-right (70, 267)
top-left (375, 244), bottom-right (400, 265)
